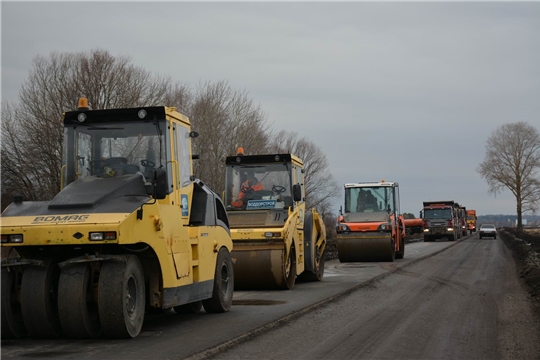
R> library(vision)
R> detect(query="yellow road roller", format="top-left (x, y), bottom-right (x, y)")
top-left (336, 181), bottom-right (405, 262)
top-left (223, 148), bottom-right (326, 290)
top-left (1, 98), bottom-right (233, 339)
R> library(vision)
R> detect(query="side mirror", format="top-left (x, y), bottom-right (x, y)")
top-left (154, 169), bottom-right (168, 199)
top-left (292, 184), bottom-right (302, 202)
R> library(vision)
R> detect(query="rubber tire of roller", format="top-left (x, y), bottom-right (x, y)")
top-left (98, 255), bottom-right (145, 338)
top-left (1, 269), bottom-right (27, 339)
top-left (203, 248), bottom-right (234, 313)
top-left (58, 263), bottom-right (101, 338)
top-left (20, 259), bottom-right (62, 338)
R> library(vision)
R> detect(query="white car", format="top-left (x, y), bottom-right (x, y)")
top-left (479, 224), bottom-right (497, 239)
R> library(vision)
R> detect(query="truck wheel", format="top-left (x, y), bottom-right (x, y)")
top-left (58, 264), bottom-right (101, 338)
top-left (448, 235), bottom-right (455, 241)
top-left (98, 255), bottom-right (145, 338)
top-left (1, 269), bottom-right (27, 339)
top-left (21, 259), bottom-right (62, 338)
top-left (174, 301), bottom-right (202, 314)
top-left (203, 248), bottom-right (234, 313)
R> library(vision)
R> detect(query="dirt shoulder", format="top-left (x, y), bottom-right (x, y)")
top-left (499, 227), bottom-right (540, 325)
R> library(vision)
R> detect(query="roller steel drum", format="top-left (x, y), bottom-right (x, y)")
top-left (232, 248), bottom-right (290, 290)
top-left (337, 233), bottom-right (395, 262)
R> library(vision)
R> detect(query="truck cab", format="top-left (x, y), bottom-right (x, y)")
top-left (466, 210), bottom-right (477, 234)
top-left (421, 201), bottom-right (460, 241)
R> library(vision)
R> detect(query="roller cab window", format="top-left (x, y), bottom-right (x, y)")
top-left (345, 187), bottom-right (395, 214)
top-left (224, 163), bottom-right (293, 211)
top-left (62, 120), bottom-right (167, 188)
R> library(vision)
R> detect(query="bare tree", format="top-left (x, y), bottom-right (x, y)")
top-left (1, 102), bottom-right (54, 207)
top-left (1, 49), bottom-right (191, 209)
top-left (268, 131), bottom-right (340, 216)
top-left (189, 81), bottom-right (271, 192)
top-left (477, 122), bottom-right (540, 230)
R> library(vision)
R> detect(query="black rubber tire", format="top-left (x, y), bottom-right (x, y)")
top-left (423, 236), bottom-right (431, 242)
top-left (297, 213), bottom-right (325, 282)
top-left (280, 246), bottom-right (297, 289)
top-left (174, 301), bottom-right (203, 314)
top-left (395, 237), bottom-right (405, 259)
top-left (1, 269), bottom-right (27, 339)
top-left (20, 259), bottom-right (62, 338)
top-left (494, 236), bottom-right (497, 239)
top-left (389, 239), bottom-right (396, 262)
top-left (298, 251), bottom-right (325, 282)
top-left (479, 235), bottom-right (483, 239)
top-left (98, 255), bottom-right (145, 338)
top-left (203, 248), bottom-right (234, 313)
top-left (448, 235), bottom-right (455, 241)
top-left (58, 264), bottom-right (101, 338)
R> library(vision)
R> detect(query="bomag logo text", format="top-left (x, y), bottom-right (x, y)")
top-left (32, 215), bottom-right (90, 224)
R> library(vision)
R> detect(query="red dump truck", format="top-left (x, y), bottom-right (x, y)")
top-left (421, 201), bottom-right (461, 242)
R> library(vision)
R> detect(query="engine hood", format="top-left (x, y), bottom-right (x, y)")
top-left (2, 174), bottom-right (151, 218)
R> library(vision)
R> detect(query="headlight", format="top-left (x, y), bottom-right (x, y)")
top-left (447, 228), bottom-right (454, 231)
top-left (89, 232), bottom-right (117, 241)
top-left (264, 232), bottom-right (281, 238)
top-left (1, 234), bottom-right (24, 243)
top-left (11, 234), bottom-right (24, 243)
top-left (336, 224), bottom-right (350, 232)
top-left (377, 223), bottom-right (391, 232)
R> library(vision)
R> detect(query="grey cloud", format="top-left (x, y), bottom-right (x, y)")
top-left (2, 1), bottom-right (539, 215)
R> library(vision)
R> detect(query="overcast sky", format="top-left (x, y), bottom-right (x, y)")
top-left (2, 1), bottom-right (539, 217)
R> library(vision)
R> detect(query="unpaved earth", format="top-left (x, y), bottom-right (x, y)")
top-left (212, 235), bottom-right (540, 360)
top-left (499, 228), bottom-right (540, 329)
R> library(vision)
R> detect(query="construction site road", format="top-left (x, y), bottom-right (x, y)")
top-left (2, 234), bottom-right (539, 359)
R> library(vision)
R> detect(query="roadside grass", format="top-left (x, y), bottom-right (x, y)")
top-left (500, 227), bottom-right (540, 325)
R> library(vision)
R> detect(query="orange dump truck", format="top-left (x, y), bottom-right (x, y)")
top-left (466, 210), bottom-right (477, 234)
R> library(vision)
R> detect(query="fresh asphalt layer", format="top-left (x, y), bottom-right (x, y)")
top-left (1, 236), bottom-right (465, 360)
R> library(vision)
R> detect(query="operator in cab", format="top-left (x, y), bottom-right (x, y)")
top-left (356, 189), bottom-right (378, 212)
top-left (231, 170), bottom-right (263, 208)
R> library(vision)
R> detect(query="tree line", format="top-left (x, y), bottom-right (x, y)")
top-left (1, 49), bottom-right (340, 227)
top-left (2, 49), bottom-right (539, 233)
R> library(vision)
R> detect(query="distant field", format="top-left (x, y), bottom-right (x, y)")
top-left (525, 228), bottom-right (540, 236)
